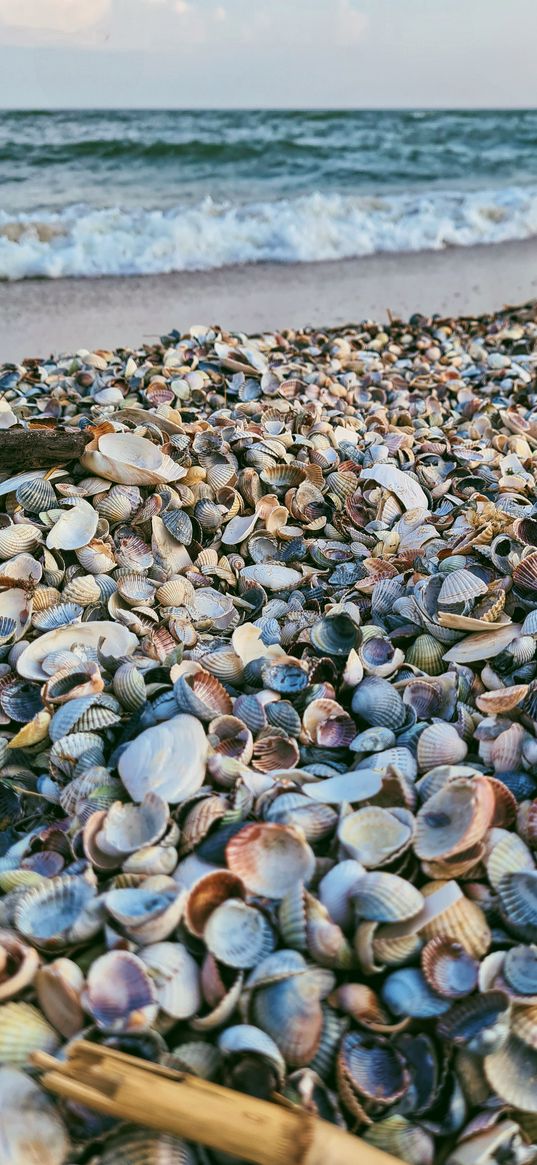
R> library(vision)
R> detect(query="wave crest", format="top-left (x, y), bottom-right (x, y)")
top-left (1, 185), bottom-right (537, 280)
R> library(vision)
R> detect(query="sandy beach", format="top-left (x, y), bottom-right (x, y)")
top-left (1, 238), bottom-right (536, 362)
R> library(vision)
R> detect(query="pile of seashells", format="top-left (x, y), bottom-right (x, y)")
top-left (2, 307), bottom-right (537, 1165)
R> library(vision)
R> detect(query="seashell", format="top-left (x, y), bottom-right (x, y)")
top-left (364, 1116), bottom-right (434, 1165)
top-left (15, 476), bottom-right (57, 513)
top-left (351, 676), bottom-right (406, 730)
top-left (359, 634), bottom-right (404, 679)
top-left (113, 661), bottom-right (146, 711)
top-left (438, 569), bottom-right (489, 607)
top-left (421, 937), bottom-right (478, 999)
top-left (353, 872), bottom-right (423, 923)
top-left (105, 883), bottom-right (185, 944)
top-left (240, 564), bottom-right (301, 590)
top-left (339, 1030), bottom-right (410, 1106)
top-left (117, 570), bottom-right (156, 606)
top-left (33, 601), bottom-right (83, 631)
top-left (118, 714), bottom-right (208, 804)
top-left (97, 793), bottom-right (168, 858)
top-left (415, 777), bottom-right (494, 861)
top-left (0, 1066), bottom-right (69, 1164)
top-left (497, 870), bottom-right (537, 941)
top-left (338, 807), bottom-right (414, 868)
top-left (0, 930), bottom-right (40, 1001)
top-left (94, 483), bottom-right (141, 522)
top-left (381, 967), bottom-right (450, 1018)
top-left (138, 941), bottom-right (201, 1019)
top-left (0, 524), bottom-right (42, 560)
top-left (203, 899), bottom-right (275, 968)
top-left (263, 792), bottom-right (337, 842)
top-left (35, 957), bottom-right (85, 1037)
top-left (310, 612), bottom-right (360, 658)
top-left (405, 633), bottom-right (446, 676)
top-left (0, 1000), bottom-right (61, 1065)
top-left (265, 699), bottom-right (301, 735)
top-left (261, 656), bottom-right (310, 694)
top-left (438, 990), bottom-right (511, 1056)
top-left (81, 431), bottom-right (187, 486)
top-left (485, 1033), bottom-right (537, 1113)
top-left (162, 506), bottom-right (193, 545)
top-left (360, 463), bottom-right (428, 511)
top-left (46, 498), bottom-right (99, 551)
top-left (302, 770), bottom-right (383, 804)
top-left (83, 949), bottom-right (158, 1030)
top-left (416, 723), bottom-right (468, 771)
top-left (318, 860), bottom-right (366, 931)
top-left (419, 881), bottom-right (492, 958)
top-left (249, 961), bottom-right (332, 1068)
top-left (16, 621), bottom-right (137, 681)
top-left (218, 1023), bottom-right (286, 1085)
top-left (226, 823), bottom-right (315, 899)
top-left (97, 1128), bottom-right (196, 1164)
top-left (504, 944), bottom-right (537, 997)
top-left (252, 731), bottom-right (300, 772)
top-left (14, 875), bottom-right (102, 951)
top-left (174, 669), bottom-right (233, 721)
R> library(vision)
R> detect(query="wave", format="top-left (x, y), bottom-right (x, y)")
top-left (1, 185), bottom-right (537, 280)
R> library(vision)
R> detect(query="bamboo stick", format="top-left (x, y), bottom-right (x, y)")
top-left (32, 1042), bottom-right (402, 1165)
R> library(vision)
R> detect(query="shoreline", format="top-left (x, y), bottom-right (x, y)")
top-left (1, 237), bottom-right (537, 361)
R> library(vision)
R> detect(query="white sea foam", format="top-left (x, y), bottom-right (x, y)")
top-left (1, 185), bottom-right (537, 280)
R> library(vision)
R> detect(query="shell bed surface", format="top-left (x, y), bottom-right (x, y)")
top-left (2, 311), bottom-right (537, 1164)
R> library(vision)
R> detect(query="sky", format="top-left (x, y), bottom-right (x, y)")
top-left (0, 0), bottom-right (536, 109)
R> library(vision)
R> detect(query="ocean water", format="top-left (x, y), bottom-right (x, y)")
top-left (1, 108), bottom-right (537, 280)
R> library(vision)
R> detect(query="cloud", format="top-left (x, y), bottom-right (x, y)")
top-left (0, 0), bottom-right (110, 34)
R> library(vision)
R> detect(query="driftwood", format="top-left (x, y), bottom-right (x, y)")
top-left (1, 427), bottom-right (89, 470)
top-left (33, 1041), bottom-right (402, 1165)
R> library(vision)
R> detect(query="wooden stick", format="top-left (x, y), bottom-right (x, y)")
top-left (1, 427), bottom-right (89, 469)
top-left (32, 1043), bottom-right (402, 1165)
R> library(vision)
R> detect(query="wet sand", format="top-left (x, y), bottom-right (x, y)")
top-left (0, 238), bottom-right (536, 362)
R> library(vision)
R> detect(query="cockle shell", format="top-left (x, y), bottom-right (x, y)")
top-left (226, 823), bottom-right (315, 899)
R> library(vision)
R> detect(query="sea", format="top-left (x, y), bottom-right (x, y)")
top-left (1, 108), bottom-right (537, 280)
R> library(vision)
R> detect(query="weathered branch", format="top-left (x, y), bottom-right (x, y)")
top-left (1, 427), bottom-right (89, 470)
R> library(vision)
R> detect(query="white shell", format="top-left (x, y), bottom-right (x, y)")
top-left (139, 941), bottom-right (201, 1019)
top-left (118, 714), bottom-right (208, 804)
top-left (16, 622), bottom-right (138, 681)
top-left (46, 498), bottom-right (99, 551)
top-left (81, 431), bottom-right (187, 486)
top-left (360, 464), bottom-right (429, 511)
